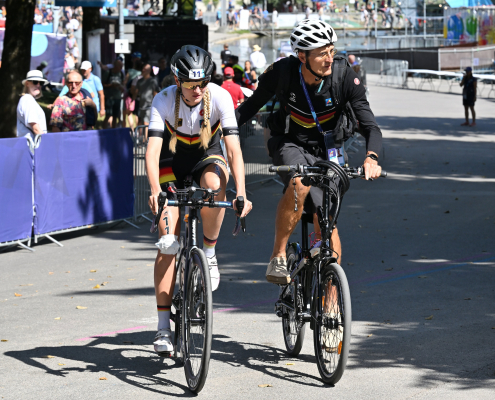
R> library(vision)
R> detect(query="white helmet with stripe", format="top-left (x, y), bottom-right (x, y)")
top-left (290, 19), bottom-right (338, 55)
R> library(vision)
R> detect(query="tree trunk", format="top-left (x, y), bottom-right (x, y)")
top-left (0, 0), bottom-right (36, 138)
top-left (82, 7), bottom-right (101, 62)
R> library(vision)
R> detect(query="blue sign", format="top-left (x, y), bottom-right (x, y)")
top-left (55, 1), bottom-right (106, 7)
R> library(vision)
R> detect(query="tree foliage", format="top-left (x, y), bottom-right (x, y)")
top-left (0, 0), bottom-right (36, 138)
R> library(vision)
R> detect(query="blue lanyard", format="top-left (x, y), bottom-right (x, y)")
top-left (299, 63), bottom-right (324, 135)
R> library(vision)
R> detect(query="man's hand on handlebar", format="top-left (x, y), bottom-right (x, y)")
top-left (363, 152), bottom-right (382, 180)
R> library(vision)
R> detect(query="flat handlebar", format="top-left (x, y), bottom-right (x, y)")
top-left (269, 164), bottom-right (387, 178)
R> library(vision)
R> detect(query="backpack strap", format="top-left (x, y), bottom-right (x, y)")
top-left (330, 56), bottom-right (350, 107)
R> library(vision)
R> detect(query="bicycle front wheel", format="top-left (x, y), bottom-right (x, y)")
top-left (182, 247), bottom-right (213, 393)
top-left (313, 261), bottom-right (351, 385)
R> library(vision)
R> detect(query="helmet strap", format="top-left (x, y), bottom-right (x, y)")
top-left (305, 60), bottom-right (323, 82)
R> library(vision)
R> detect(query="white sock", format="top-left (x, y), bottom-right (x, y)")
top-left (203, 236), bottom-right (217, 258)
top-left (157, 306), bottom-right (171, 330)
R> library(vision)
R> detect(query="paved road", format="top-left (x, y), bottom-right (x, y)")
top-left (1, 83), bottom-right (495, 399)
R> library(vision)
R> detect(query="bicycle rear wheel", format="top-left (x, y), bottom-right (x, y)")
top-left (182, 247), bottom-right (212, 393)
top-left (282, 245), bottom-right (306, 356)
top-left (313, 261), bottom-right (351, 385)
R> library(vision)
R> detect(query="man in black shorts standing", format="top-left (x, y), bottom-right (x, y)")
top-left (236, 19), bottom-right (383, 284)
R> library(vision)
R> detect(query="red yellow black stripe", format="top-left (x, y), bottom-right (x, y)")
top-left (159, 166), bottom-right (176, 185)
top-left (164, 120), bottom-right (221, 146)
top-left (290, 110), bottom-right (336, 128)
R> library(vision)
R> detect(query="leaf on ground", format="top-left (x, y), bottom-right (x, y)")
top-left (121, 246), bottom-right (125, 248)
top-left (43, 355), bottom-right (55, 358)
top-left (258, 384), bottom-right (272, 388)
top-left (54, 317), bottom-right (61, 320)
top-left (1, 339), bottom-right (8, 342)
top-left (360, 291), bottom-right (366, 293)
top-left (83, 259), bottom-right (86, 261)
top-left (99, 377), bottom-right (107, 380)
top-left (58, 363), bottom-right (65, 366)
top-left (444, 210), bottom-right (450, 214)
top-left (146, 264), bottom-right (154, 267)
top-left (385, 268), bottom-right (393, 271)
top-left (101, 282), bottom-right (108, 286)
top-left (76, 306), bottom-right (87, 310)
top-left (14, 293), bottom-right (22, 297)
top-left (253, 281), bottom-right (257, 283)
top-left (347, 262), bottom-right (354, 266)
top-left (107, 276), bottom-right (112, 278)
top-left (90, 270), bottom-right (97, 273)
top-left (128, 279), bottom-right (135, 281)
top-left (425, 315), bottom-right (434, 320)
top-left (48, 272), bottom-right (54, 275)
top-left (127, 268), bottom-right (133, 270)
top-left (464, 298), bottom-right (471, 300)
top-left (93, 285), bottom-right (100, 289)
top-left (88, 279), bottom-right (95, 281)
top-left (19, 284), bottom-right (33, 286)
top-left (66, 271), bottom-right (70, 273)
top-left (418, 276), bottom-right (427, 279)
top-left (367, 334), bottom-right (373, 337)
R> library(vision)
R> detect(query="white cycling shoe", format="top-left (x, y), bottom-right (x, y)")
top-left (153, 328), bottom-right (173, 355)
top-left (207, 255), bottom-right (220, 292)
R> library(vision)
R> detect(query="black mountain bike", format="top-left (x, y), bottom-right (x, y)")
top-left (151, 179), bottom-right (246, 393)
top-left (269, 161), bottom-right (386, 385)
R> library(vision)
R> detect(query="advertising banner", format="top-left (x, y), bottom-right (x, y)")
top-left (34, 129), bottom-right (134, 235)
top-left (0, 30), bottom-right (66, 83)
top-left (0, 138), bottom-right (34, 243)
top-left (444, 7), bottom-right (495, 45)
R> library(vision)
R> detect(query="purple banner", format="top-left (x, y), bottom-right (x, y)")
top-left (0, 30), bottom-right (66, 83)
top-left (0, 137), bottom-right (34, 243)
top-left (34, 129), bottom-right (134, 235)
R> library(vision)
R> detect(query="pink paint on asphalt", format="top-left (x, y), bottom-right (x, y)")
top-left (76, 325), bottom-right (148, 341)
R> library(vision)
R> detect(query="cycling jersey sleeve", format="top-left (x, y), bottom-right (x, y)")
top-left (235, 60), bottom-right (280, 127)
top-left (342, 66), bottom-right (382, 156)
top-left (149, 90), bottom-right (167, 133)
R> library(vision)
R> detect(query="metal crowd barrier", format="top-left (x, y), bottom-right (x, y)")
top-left (133, 125), bottom-right (153, 223)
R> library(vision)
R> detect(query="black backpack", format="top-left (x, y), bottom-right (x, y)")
top-left (266, 55), bottom-right (358, 145)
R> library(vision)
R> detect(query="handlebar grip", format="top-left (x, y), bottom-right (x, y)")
top-left (269, 165), bottom-right (293, 172)
top-left (380, 170), bottom-right (387, 178)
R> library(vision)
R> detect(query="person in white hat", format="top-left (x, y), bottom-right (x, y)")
top-left (80, 60), bottom-right (105, 117)
top-left (249, 44), bottom-right (267, 75)
top-left (17, 70), bottom-right (48, 138)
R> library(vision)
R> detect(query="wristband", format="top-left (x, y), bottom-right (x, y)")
top-left (366, 153), bottom-right (378, 161)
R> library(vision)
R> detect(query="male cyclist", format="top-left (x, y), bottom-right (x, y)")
top-left (146, 45), bottom-right (252, 354)
top-left (236, 20), bottom-right (383, 284)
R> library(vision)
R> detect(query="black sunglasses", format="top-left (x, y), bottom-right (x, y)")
top-left (30, 80), bottom-right (43, 85)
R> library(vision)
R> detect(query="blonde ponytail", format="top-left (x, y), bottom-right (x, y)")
top-left (199, 88), bottom-right (212, 150)
top-left (169, 87), bottom-right (212, 154)
top-left (169, 87), bottom-right (181, 153)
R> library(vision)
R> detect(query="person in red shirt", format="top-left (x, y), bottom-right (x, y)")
top-left (221, 67), bottom-right (244, 109)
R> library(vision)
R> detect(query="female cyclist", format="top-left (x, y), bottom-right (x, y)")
top-left (145, 45), bottom-right (252, 354)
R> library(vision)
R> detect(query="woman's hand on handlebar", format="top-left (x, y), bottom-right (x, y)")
top-left (149, 193), bottom-right (167, 215)
top-left (233, 197), bottom-right (253, 218)
top-left (363, 154), bottom-right (382, 180)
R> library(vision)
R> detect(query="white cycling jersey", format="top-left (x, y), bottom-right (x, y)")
top-left (149, 83), bottom-right (238, 138)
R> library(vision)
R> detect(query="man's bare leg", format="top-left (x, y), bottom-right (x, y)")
top-left (270, 177), bottom-right (310, 259)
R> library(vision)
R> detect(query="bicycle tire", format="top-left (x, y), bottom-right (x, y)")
top-left (173, 245), bottom-right (186, 363)
top-left (282, 246), bottom-right (306, 356)
top-left (313, 261), bottom-right (351, 385)
top-left (182, 247), bottom-right (213, 393)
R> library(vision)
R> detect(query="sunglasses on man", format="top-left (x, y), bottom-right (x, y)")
top-left (67, 81), bottom-right (82, 86)
top-left (180, 79), bottom-right (210, 90)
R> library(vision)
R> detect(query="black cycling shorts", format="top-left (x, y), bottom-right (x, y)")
top-left (268, 135), bottom-right (340, 214)
top-left (159, 152), bottom-right (227, 191)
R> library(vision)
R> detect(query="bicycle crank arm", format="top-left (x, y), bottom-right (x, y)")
top-left (290, 258), bottom-right (308, 280)
top-left (275, 300), bottom-right (295, 312)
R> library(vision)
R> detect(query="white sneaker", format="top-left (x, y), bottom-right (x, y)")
top-left (207, 255), bottom-right (220, 292)
top-left (153, 328), bottom-right (173, 355)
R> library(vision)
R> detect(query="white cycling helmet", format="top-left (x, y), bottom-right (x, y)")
top-left (290, 19), bottom-right (338, 55)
